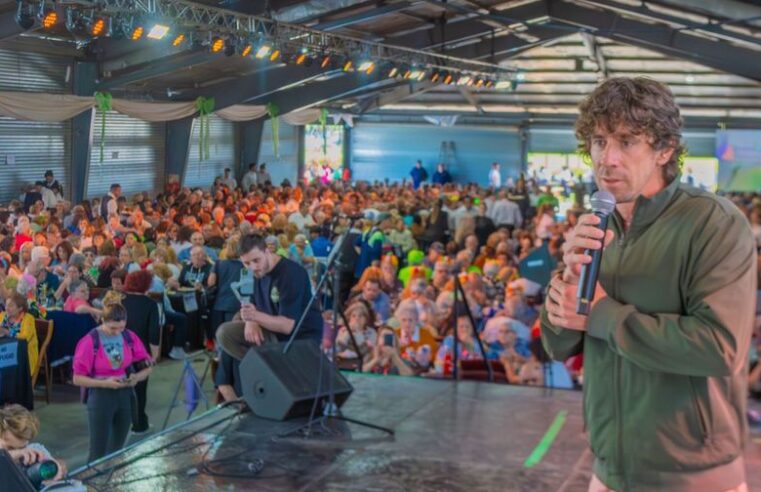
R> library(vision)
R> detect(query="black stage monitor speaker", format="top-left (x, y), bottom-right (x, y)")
top-left (240, 340), bottom-right (353, 421)
top-left (0, 450), bottom-right (36, 492)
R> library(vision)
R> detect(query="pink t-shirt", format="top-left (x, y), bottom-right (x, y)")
top-left (73, 329), bottom-right (151, 379)
top-left (64, 297), bottom-right (89, 313)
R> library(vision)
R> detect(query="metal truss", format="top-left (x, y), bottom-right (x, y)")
top-left (29, 0), bottom-right (518, 78)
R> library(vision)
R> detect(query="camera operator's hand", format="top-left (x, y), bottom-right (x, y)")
top-left (9, 447), bottom-right (46, 466)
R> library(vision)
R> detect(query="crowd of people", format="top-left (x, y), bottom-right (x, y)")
top-left (0, 160), bottom-right (759, 471)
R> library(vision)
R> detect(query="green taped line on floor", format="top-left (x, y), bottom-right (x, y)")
top-left (523, 410), bottom-right (568, 469)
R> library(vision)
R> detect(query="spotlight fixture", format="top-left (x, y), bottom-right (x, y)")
top-left (270, 49), bottom-right (281, 61)
top-left (15, 1), bottom-right (34, 30)
top-left (408, 69), bottom-right (425, 81)
top-left (485, 79), bottom-right (495, 89)
top-left (475, 77), bottom-right (485, 88)
top-left (41, 9), bottom-right (57, 29)
top-left (358, 61), bottom-right (375, 74)
top-left (171, 33), bottom-right (186, 47)
top-left (388, 65), bottom-right (399, 78)
top-left (147, 23), bottom-right (170, 40)
top-left (241, 43), bottom-right (253, 57)
top-left (320, 54), bottom-right (331, 69)
top-left (343, 60), bottom-right (353, 72)
top-left (457, 75), bottom-right (472, 86)
top-left (430, 70), bottom-right (441, 83)
top-left (443, 73), bottom-right (454, 85)
top-left (295, 53), bottom-right (308, 65)
top-left (130, 25), bottom-right (144, 41)
top-left (89, 17), bottom-right (107, 37)
top-left (210, 36), bottom-right (224, 53)
top-left (255, 44), bottom-right (272, 59)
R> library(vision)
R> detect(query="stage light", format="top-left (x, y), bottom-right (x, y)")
top-left (255, 44), bottom-right (271, 59)
top-left (443, 73), bottom-right (454, 85)
top-left (241, 43), bottom-right (253, 57)
top-left (485, 79), bottom-right (495, 89)
top-left (430, 70), bottom-right (441, 83)
top-left (388, 66), bottom-right (399, 77)
top-left (89, 17), bottom-right (107, 37)
top-left (343, 60), bottom-right (353, 72)
top-left (130, 25), bottom-right (144, 41)
top-left (403, 68), bottom-right (412, 79)
top-left (320, 55), bottom-right (331, 69)
top-left (358, 61), bottom-right (375, 74)
top-left (211, 36), bottom-right (224, 53)
top-left (147, 23), bottom-right (169, 40)
top-left (475, 77), bottom-right (485, 88)
top-left (296, 53), bottom-right (308, 65)
top-left (42, 10), bottom-right (57, 29)
top-left (270, 49), bottom-right (281, 61)
top-left (457, 75), bottom-right (472, 86)
top-left (15, 2), bottom-right (34, 30)
top-left (408, 70), bottom-right (424, 81)
top-left (172, 33), bottom-right (186, 47)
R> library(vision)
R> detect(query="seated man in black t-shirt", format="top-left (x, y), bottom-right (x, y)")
top-left (217, 234), bottom-right (324, 360)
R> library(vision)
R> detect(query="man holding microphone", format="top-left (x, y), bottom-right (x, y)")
top-left (217, 234), bottom-right (323, 361)
top-left (541, 77), bottom-right (755, 492)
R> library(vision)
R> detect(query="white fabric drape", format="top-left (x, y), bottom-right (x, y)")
top-left (331, 113), bottom-right (355, 128)
top-left (215, 105), bottom-right (268, 122)
top-left (0, 92), bottom-right (93, 121)
top-left (423, 115), bottom-right (459, 127)
top-left (281, 108), bottom-right (321, 125)
top-left (111, 99), bottom-right (197, 122)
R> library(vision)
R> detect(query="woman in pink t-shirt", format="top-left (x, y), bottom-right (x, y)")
top-left (72, 303), bottom-right (152, 463)
top-left (63, 279), bottom-right (102, 320)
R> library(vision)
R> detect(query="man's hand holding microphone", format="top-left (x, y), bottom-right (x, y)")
top-left (546, 191), bottom-right (616, 332)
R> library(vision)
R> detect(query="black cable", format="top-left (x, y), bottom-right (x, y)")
top-left (81, 401), bottom-right (246, 483)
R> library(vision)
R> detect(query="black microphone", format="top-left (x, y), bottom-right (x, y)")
top-left (576, 190), bottom-right (616, 315)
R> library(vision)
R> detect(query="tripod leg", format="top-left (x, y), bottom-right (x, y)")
top-left (162, 362), bottom-right (187, 430)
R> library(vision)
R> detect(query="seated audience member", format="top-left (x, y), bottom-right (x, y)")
top-left (351, 275), bottom-right (391, 323)
top-left (335, 301), bottom-right (376, 364)
top-left (63, 279), bottom-right (102, 319)
top-left (0, 404), bottom-right (66, 481)
top-left (73, 302), bottom-right (153, 462)
top-left (288, 233), bottom-right (315, 268)
top-left (0, 293), bottom-right (39, 376)
top-left (178, 246), bottom-right (212, 289)
top-left (392, 299), bottom-right (438, 373)
top-left (362, 327), bottom-right (414, 376)
top-left (434, 313), bottom-right (484, 375)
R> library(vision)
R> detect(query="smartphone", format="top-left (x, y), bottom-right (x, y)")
top-left (383, 333), bottom-right (394, 347)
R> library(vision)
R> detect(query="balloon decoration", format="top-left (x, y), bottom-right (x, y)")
top-left (266, 102), bottom-right (280, 159)
top-left (194, 97), bottom-right (215, 161)
top-left (94, 91), bottom-right (113, 163)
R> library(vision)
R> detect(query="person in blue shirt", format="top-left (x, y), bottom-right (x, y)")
top-left (431, 163), bottom-right (452, 185)
top-left (309, 226), bottom-right (333, 258)
top-left (409, 160), bottom-right (428, 190)
top-left (353, 212), bottom-right (389, 279)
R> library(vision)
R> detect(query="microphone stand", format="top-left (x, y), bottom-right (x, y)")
top-left (451, 273), bottom-right (494, 382)
top-left (280, 233), bottom-right (393, 439)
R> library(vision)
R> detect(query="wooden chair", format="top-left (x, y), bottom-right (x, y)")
top-left (32, 318), bottom-right (54, 404)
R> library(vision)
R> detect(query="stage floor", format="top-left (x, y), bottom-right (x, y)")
top-left (72, 374), bottom-right (761, 492)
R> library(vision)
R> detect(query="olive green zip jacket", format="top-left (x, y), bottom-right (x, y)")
top-left (541, 177), bottom-right (756, 492)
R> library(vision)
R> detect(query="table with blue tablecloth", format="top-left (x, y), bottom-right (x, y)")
top-left (46, 310), bottom-right (98, 367)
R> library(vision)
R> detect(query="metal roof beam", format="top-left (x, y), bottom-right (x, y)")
top-left (549, 1), bottom-right (761, 81)
top-left (444, 24), bottom-right (568, 61)
top-left (359, 80), bottom-right (438, 113)
top-left (311, 2), bottom-right (416, 31)
top-left (580, 32), bottom-right (608, 79)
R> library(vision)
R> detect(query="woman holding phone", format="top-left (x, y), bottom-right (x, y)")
top-left (363, 327), bottom-right (413, 376)
top-left (72, 302), bottom-right (153, 462)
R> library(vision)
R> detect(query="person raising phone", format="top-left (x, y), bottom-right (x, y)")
top-left (217, 234), bottom-right (323, 360)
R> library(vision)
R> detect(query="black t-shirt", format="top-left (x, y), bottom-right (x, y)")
top-left (179, 262), bottom-right (213, 287)
top-left (251, 257), bottom-right (323, 343)
top-left (212, 259), bottom-right (246, 312)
